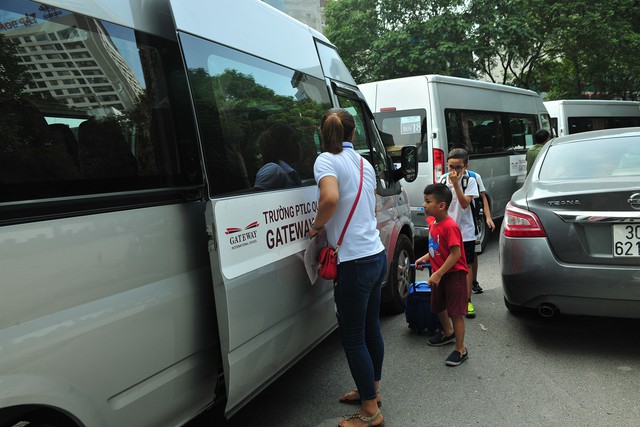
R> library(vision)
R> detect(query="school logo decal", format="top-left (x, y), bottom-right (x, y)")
top-left (226, 221), bottom-right (260, 250)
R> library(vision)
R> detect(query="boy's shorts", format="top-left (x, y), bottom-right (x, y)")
top-left (463, 240), bottom-right (475, 265)
top-left (430, 270), bottom-right (468, 318)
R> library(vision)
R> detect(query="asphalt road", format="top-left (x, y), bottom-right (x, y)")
top-left (189, 225), bottom-right (640, 426)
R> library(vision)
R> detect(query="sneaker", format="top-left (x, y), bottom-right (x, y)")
top-left (466, 301), bottom-right (476, 318)
top-left (428, 332), bottom-right (455, 346)
top-left (472, 281), bottom-right (483, 294)
top-left (446, 348), bottom-right (469, 366)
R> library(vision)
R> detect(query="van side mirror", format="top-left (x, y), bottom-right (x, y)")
top-left (400, 145), bottom-right (418, 182)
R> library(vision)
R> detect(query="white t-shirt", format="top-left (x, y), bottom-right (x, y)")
top-left (442, 171), bottom-right (479, 242)
top-left (314, 142), bottom-right (384, 263)
top-left (472, 171), bottom-right (486, 192)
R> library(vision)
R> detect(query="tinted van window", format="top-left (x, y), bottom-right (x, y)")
top-left (178, 33), bottom-right (332, 196)
top-left (0, 1), bottom-right (200, 205)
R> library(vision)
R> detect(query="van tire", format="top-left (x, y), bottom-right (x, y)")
top-left (382, 234), bottom-right (414, 314)
top-left (476, 212), bottom-right (489, 253)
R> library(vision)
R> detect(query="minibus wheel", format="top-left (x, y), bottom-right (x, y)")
top-left (382, 234), bottom-right (414, 314)
top-left (476, 212), bottom-right (489, 253)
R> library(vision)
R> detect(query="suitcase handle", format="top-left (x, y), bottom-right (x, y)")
top-left (410, 263), bottom-right (431, 272)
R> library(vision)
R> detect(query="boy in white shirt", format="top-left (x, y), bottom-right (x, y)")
top-left (439, 148), bottom-right (479, 317)
top-left (466, 170), bottom-right (496, 294)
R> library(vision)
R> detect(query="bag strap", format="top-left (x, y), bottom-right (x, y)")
top-left (441, 172), bottom-right (468, 192)
top-left (336, 157), bottom-right (364, 249)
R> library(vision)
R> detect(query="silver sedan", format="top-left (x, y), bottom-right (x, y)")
top-left (500, 127), bottom-right (640, 318)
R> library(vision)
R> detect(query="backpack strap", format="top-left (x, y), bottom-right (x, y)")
top-left (440, 172), bottom-right (468, 192)
top-left (460, 175), bottom-right (468, 192)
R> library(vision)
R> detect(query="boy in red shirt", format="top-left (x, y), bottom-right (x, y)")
top-left (415, 183), bottom-right (469, 366)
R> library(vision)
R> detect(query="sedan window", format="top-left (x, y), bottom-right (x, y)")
top-left (539, 138), bottom-right (640, 180)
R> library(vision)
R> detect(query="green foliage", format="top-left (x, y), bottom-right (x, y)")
top-left (325, 0), bottom-right (475, 82)
top-left (0, 34), bottom-right (32, 101)
top-left (325, 0), bottom-right (640, 99)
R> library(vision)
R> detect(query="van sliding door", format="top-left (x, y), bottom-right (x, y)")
top-left (170, 1), bottom-right (338, 416)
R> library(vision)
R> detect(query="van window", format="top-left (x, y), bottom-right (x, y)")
top-left (0, 2), bottom-right (200, 207)
top-left (568, 116), bottom-right (640, 134)
top-left (178, 33), bottom-right (332, 196)
top-left (507, 114), bottom-right (537, 148)
top-left (338, 95), bottom-right (391, 189)
top-left (315, 41), bottom-right (357, 86)
top-left (445, 109), bottom-right (538, 154)
top-left (374, 109), bottom-right (428, 163)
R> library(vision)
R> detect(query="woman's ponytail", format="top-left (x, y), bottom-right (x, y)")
top-left (320, 108), bottom-right (356, 154)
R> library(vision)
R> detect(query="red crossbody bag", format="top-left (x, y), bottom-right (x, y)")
top-left (317, 157), bottom-right (364, 280)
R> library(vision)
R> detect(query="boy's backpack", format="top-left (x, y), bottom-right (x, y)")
top-left (439, 171), bottom-right (483, 235)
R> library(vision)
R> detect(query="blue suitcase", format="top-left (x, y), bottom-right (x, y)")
top-left (405, 281), bottom-right (441, 334)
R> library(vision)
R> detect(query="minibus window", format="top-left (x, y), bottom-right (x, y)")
top-left (568, 116), bottom-right (640, 134)
top-left (315, 41), bottom-right (357, 86)
top-left (506, 114), bottom-right (537, 148)
top-left (446, 109), bottom-right (536, 154)
top-left (178, 33), bottom-right (331, 196)
top-left (373, 109), bottom-right (428, 163)
top-left (0, 0), bottom-right (200, 206)
top-left (337, 95), bottom-right (390, 188)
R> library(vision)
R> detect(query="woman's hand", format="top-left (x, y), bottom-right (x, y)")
top-left (308, 226), bottom-right (324, 240)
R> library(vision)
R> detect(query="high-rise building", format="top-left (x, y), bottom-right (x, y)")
top-left (262, 0), bottom-right (326, 33)
top-left (6, 6), bottom-right (144, 116)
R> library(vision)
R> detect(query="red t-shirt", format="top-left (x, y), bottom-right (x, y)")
top-left (427, 216), bottom-right (468, 274)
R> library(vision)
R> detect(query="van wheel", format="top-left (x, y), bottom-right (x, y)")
top-left (382, 234), bottom-right (414, 314)
top-left (3, 407), bottom-right (77, 427)
top-left (476, 212), bottom-right (489, 253)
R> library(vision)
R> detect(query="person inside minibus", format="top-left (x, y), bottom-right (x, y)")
top-left (254, 123), bottom-right (302, 190)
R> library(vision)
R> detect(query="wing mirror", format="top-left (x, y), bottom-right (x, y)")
top-left (400, 145), bottom-right (418, 182)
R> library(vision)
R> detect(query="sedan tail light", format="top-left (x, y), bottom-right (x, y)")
top-left (503, 202), bottom-right (547, 237)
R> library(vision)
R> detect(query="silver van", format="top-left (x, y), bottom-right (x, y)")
top-left (0, 0), bottom-right (416, 425)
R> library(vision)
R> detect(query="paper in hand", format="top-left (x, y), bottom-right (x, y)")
top-left (304, 233), bottom-right (327, 285)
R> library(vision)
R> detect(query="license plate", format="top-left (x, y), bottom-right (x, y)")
top-left (612, 224), bottom-right (640, 257)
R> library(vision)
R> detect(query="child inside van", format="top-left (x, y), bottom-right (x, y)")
top-left (415, 183), bottom-right (469, 366)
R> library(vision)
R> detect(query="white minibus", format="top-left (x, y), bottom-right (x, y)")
top-left (0, 0), bottom-right (418, 425)
top-left (544, 99), bottom-right (640, 136)
top-left (359, 75), bottom-right (551, 250)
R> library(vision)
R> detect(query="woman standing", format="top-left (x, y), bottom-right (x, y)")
top-left (308, 108), bottom-right (387, 427)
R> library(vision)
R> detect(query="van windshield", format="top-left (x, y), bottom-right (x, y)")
top-left (373, 109), bottom-right (428, 163)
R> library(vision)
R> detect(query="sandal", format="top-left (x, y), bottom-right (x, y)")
top-left (339, 390), bottom-right (382, 407)
top-left (339, 408), bottom-right (384, 427)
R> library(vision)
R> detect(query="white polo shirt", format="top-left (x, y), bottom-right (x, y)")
top-left (442, 171), bottom-right (479, 242)
top-left (314, 143), bottom-right (384, 263)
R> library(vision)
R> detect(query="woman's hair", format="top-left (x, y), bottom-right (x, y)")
top-left (319, 108), bottom-right (356, 154)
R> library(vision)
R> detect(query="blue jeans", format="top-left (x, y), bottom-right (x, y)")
top-left (334, 250), bottom-right (387, 401)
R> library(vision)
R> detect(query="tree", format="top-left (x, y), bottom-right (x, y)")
top-left (0, 34), bottom-right (32, 101)
top-left (325, 0), bottom-right (475, 83)
top-left (325, 0), bottom-right (640, 99)
top-left (467, 0), bottom-right (560, 90)
top-left (543, 0), bottom-right (640, 100)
